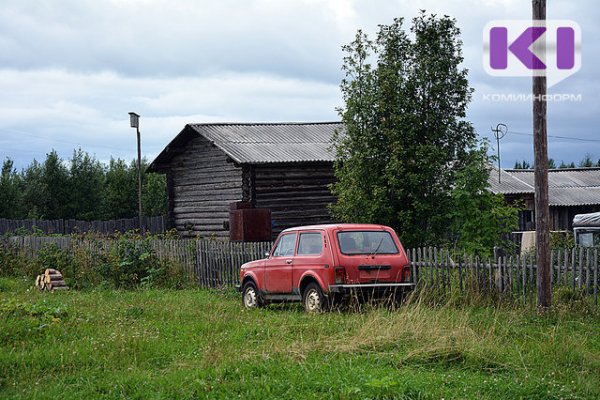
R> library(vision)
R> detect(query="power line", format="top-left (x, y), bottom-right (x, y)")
top-left (508, 130), bottom-right (600, 143)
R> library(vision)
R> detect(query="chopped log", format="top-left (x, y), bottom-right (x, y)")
top-left (37, 276), bottom-right (47, 291)
top-left (39, 269), bottom-right (69, 291)
top-left (51, 286), bottom-right (69, 291)
top-left (45, 274), bottom-right (63, 284)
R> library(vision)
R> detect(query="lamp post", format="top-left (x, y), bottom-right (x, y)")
top-left (129, 112), bottom-right (143, 233)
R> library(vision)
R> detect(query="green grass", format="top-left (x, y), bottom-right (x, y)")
top-left (1, 277), bottom-right (599, 399)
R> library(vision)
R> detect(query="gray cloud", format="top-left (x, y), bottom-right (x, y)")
top-left (0, 0), bottom-right (598, 169)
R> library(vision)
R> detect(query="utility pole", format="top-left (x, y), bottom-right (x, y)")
top-left (491, 123), bottom-right (507, 183)
top-left (532, 0), bottom-right (551, 309)
top-left (129, 112), bottom-right (144, 234)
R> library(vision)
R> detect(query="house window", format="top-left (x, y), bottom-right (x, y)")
top-left (519, 210), bottom-right (535, 231)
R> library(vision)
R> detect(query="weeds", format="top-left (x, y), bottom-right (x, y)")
top-left (0, 280), bottom-right (598, 399)
top-left (1, 234), bottom-right (189, 290)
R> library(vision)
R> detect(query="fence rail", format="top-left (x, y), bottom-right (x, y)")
top-left (2, 236), bottom-right (598, 305)
top-left (0, 216), bottom-right (166, 235)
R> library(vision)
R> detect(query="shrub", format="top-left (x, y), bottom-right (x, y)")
top-left (1, 233), bottom-right (188, 290)
top-left (0, 240), bottom-right (32, 277)
top-left (36, 243), bottom-right (72, 275)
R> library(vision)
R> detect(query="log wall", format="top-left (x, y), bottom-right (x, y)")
top-left (168, 136), bottom-right (243, 237)
top-left (251, 162), bottom-right (336, 238)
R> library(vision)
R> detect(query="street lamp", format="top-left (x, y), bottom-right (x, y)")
top-left (129, 112), bottom-right (143, 233)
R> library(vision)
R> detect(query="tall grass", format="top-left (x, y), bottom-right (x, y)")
top-left (1, 277), bottom-right (598, 399)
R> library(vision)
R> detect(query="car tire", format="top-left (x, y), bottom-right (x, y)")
top-left (302, 282), bottom-right (326, 313)
top-left (242, 281), bottom-right (263, 309)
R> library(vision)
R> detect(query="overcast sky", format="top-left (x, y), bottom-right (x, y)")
top-left (0, 0), bottom-right (598, 170)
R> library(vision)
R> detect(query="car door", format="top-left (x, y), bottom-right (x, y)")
top-left (264, 232), bottom-right (297, 293)
top-left (292, 231), bottom-right (328, 291)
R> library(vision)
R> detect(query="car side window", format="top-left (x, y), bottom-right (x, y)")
top-left (297, 232), bottom-right (323, 255)
top-left (272, 233), bottom-right (297, 257)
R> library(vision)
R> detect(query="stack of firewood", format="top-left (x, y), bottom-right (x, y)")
top-left (35, 269), bottom-right (69, 292)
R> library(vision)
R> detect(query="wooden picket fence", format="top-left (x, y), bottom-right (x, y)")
top-left (2, 236), bottom-right (598, 304)
top-left (407, 247), bottom-right (599, 305)
top-left (150, 240), bottom-right (272, 288)
top-left (0, 216), bottom-right (166, 235)
top-left (3, 236), bottom-right (272, 289)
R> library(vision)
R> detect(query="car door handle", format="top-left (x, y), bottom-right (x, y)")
top-left (285, 259), bottom-right (293, 264)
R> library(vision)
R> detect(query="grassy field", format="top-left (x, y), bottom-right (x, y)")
top-left (1, 277), bottom-right (599, 399)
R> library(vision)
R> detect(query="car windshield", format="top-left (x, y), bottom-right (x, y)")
top-left (337, 231), bottom-right (398, 255)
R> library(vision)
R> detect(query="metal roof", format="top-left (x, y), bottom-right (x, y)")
top-left (490, 167), bottom-right (600, 206)
top-left (192, 123), bottom-right (342, 164)
top-left (549, 187), bottom-right (600, 206)
top-left (510, 168), bottom-right (600, 188)
top-left (148, 122), bottom-right (343, 170)
top-left (488, 167), bottom-right (533, 194)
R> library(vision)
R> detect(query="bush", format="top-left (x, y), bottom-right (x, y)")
top-left (106, 235), bottom-right (158, 288)
top-left (69, 234), bottom-right (188, 289)
top-left (0, 240), bottom-right (30, 277)
top-left (1, 234), bottom-right (188, 290)
top-left (36, 243), bottom-right (72, 275)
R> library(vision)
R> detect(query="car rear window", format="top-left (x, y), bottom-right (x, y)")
top-left (337, 231), bottom-right (398, 255)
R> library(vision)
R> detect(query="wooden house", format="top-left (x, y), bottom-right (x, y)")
top-left (148, 122), bottom-right (343, 239)
top-left (488, 167), bottom-right (600, 231)
top-left (149, 121), bottom-right (600, 239)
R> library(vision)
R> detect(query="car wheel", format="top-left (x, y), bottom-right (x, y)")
top-left (302, 282), bottom-right (326, 313)
top-left (242, 281), bottom-right (262, 309)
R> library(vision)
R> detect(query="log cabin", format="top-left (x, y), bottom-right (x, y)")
top-left (149, 121), bottom-right (600, 239)
top-left (148, 122), bottom-right (343, 239)
top-left (488, 167), bottom-right (600, 231)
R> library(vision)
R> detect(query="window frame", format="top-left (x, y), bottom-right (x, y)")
top-left (336, 230), bottom-right (399, 256)
top-left (296, 231), bottom-right (324, 256)
top-left (271, 232), bottom-right (298, 257)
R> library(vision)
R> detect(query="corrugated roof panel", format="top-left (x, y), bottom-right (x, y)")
top-left (506, 168), bottom-right (600, 188)
top-left (488, 167), bottom-right (533, 194)
top-left (505, 170), bottom-right (535, 187)
top-left (492, 168), bottom-right (600, 206)
top-left (216, 143), bottom-right (335, 164)
top-left (549, 187), bottom-right (600, 206)
top-left (188, 122), bottom-right (342, 164)
top-left (548, 169), bottom-right (600, 187)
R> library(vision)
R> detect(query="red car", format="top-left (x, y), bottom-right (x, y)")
top-left (237, 224), bottom-right (414, 312)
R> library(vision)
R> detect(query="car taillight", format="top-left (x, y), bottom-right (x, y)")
top-left (402, 266), bottom-right (411, 282)
top-left (334, 267), bottom-right (346, 284)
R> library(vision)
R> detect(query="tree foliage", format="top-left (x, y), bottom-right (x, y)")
top-left (579, 153), bottom-right (594, 168)
top-left (0, 150), bottom-right (166, 220)
top-left (515, 155), bottom-right (600, 170)
top-left (69, 149), bottom-right (105, 220)
top-left (0, 159), bottom-right (22, 218)
top-left (331, 14), bottom-right (518, 252)
top-left (449, 144), bottom-right (519, 255)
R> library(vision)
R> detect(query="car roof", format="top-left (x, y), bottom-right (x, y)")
top-left (280, 223), bottom-right (391, 233)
